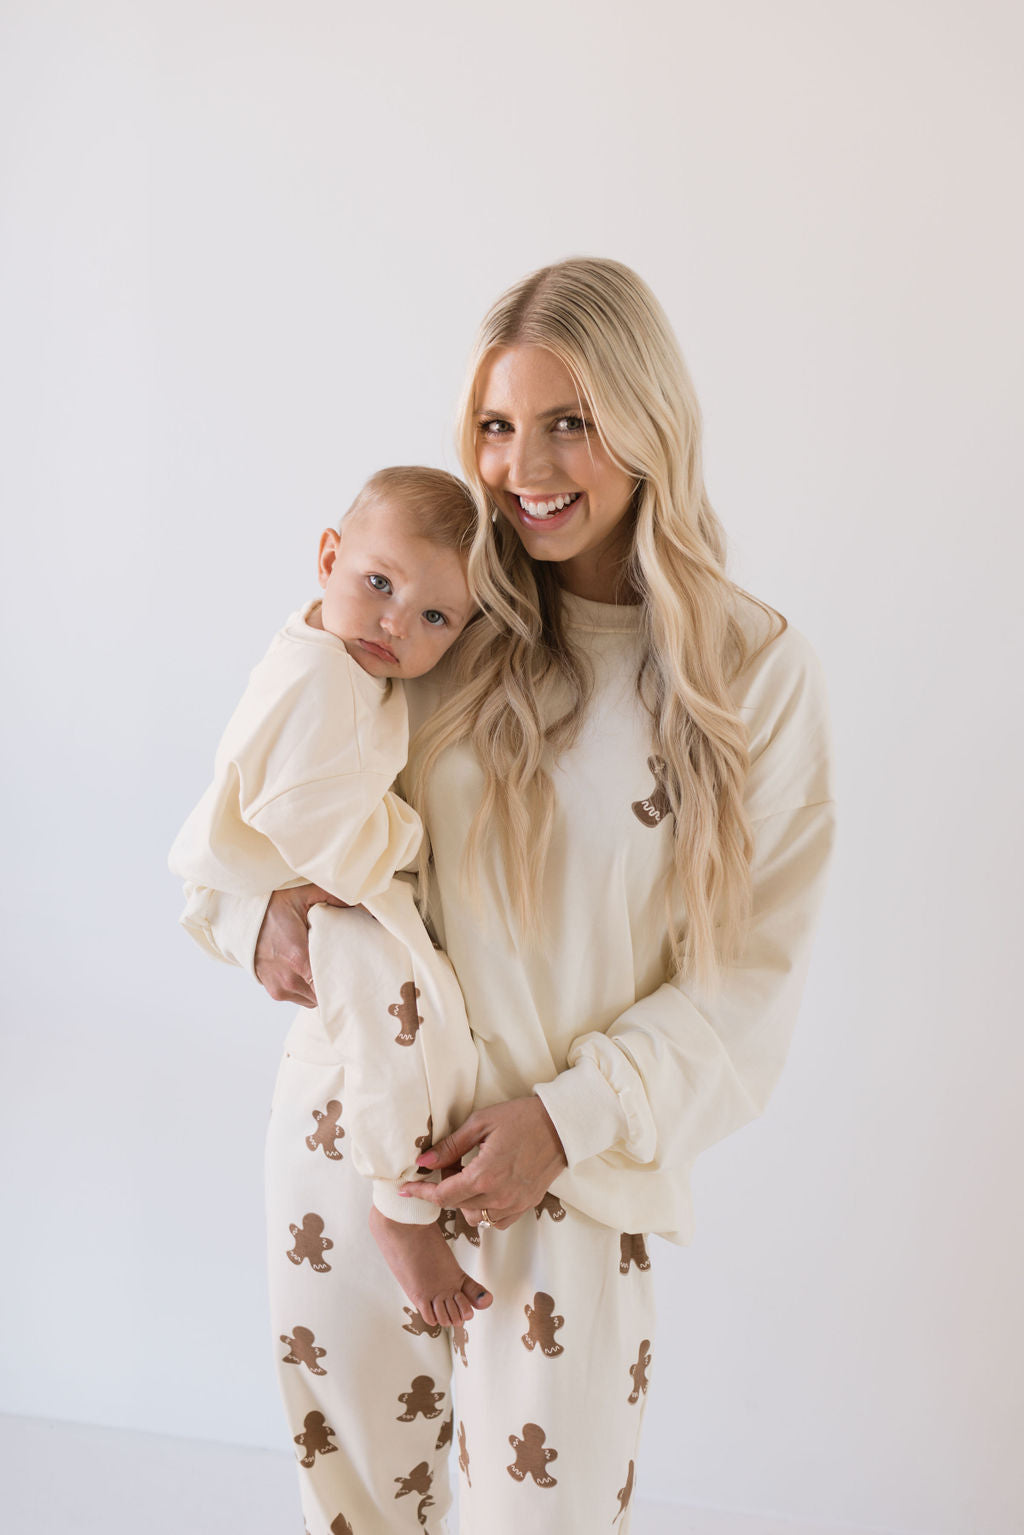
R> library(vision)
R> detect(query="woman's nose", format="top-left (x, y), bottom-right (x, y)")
top-left (508, 430), bottom-right (552, 489)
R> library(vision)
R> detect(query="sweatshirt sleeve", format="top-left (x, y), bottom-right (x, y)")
top-left (178, 881), bottom-right (269, 978)
top-left (168, 625), bottom-right (423, 908)
top-left (535, 624), bottom-right (836, 1172)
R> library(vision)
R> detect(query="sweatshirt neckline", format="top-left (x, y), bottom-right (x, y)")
top-left (560, 590), bottom-right (644, 634)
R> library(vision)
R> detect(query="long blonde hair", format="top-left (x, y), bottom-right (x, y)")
top-left (409, 257), bottom-right (784, 984)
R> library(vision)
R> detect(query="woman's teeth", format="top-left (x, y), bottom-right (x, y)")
top-left (518, 492), bottom-right (581, 518)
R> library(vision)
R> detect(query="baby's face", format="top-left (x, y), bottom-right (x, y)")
top-left (317, 501), bottom-right (474, 679)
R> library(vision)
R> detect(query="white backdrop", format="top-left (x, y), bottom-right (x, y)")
top-left (2, 3), bottom-right (1022, 1532)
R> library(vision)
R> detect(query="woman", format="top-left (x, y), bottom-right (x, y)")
top-left (189, 257), bottom-right (834, 1533)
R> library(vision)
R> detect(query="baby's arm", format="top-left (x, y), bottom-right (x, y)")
top-left (170, 618), bottom-right (421, 910)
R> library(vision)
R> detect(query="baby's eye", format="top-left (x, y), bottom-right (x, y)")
top-left (422, 610), bottom-right (447, 628)
top-left (367, 573), bottom-right (392, 593)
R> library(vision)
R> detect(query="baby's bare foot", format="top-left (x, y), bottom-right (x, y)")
top-left (369, 1206), bottom-right (493, 1327)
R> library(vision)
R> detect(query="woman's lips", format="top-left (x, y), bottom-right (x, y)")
top-left (358, 639), bottom-right (398, 663)
top-left (511, 491), bottom-right (584, 530)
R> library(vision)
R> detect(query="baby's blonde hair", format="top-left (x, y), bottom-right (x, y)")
top-left (344, 466), bottom-right (476, 555)
top-left (409, 258), bottom-right (784, 984)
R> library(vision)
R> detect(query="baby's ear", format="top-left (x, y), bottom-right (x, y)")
top-left (317, 528), bottom-right (341, 587)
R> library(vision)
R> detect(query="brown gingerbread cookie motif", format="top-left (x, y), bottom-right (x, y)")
top-left (522, 1292), bottom-right (565, 1357)
top-left (435, 1412), bottom-right (453, 1451)
top-left (330, 1517), bottom-right (354, 1535)
top-left (619, 1232), bottom-right (651, 1274)
top-left (452, 1320), bottom-right (469, 1367)
top-left (457, 1420), bottom-right (471, 1485)
top-left (631, 755), bottom-right (672, 827)
top-left (614, 1459), bottom-right (635, 1523)
top-left (387, 981), bottom-right (423, 1046)
top-left (393, 1461), bottom-right (434, 1528)
top-left (628, 1339), bottom-right (652, 1402)
top-left (306, 1100), bottom-right (344, 1159)
top-left (396, 1374), bottom-right (445, 1421)
top-left (507, 1423), bottom-right (558, 1488)
top-left (287, 1213), bottom-right (333, 1272)
top-left (280, 1325), bottom-right (327, 1375)
top-left (534, 1192), bottom-right (566, 1222)
top-left (440, 1207), bottom-right (481, 1246)
top-left (414, 1117), bottom-right (434, 1157)
top-left (293, 1410), bottom-right (337, 1468)
top-left (402, 1306), bottom-right (442, 1340)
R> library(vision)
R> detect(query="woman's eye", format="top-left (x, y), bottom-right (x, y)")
top-left (478, 417), bottom-right (511, 437)
top-left (555, 415), bottom-right (587, 433)
top-left (422, 610), bottom-right (447, 628)
top-left (368, 574), bottom-right (392, 593)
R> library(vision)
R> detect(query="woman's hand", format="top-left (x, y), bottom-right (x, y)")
top-left (399, 1097), bottom-right (568, 1229)
top-left (254, 885), bottom-right (348, 1006)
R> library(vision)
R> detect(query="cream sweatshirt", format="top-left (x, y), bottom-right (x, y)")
top-left (181, 591), bottom-right (835, 1244)
top-left (169, 600), bottom-right (422, 907)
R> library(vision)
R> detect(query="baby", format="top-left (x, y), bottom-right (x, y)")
top-left (170, 466), bottom-right (488, 1327)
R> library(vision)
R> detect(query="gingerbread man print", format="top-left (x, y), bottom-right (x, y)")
top-left (287, 1213), bottom-right (333, 1272)
top-left (507, 1423), bottom-right (558, 1488)
top-left (394, 1461), bottom-right (434, 1527)
top-left (522, 1292), bottom-right (565, 1357)
top-left (614, 1459), bottom-right (636, 1522)
top-left (631, 755), bottom-right (672, 827)
top-left (330, 1517), bottom-right (354, 1535)
top-left (457, 1420), bottom-right (471, 1485)
top-left (441, 1207), bottom-right (481, 1246)
top-left (414, 1117), bottom-right (434, 1157)
top-left (396, 1374), bottom-right (445, 1421)
top-left (293, 1410), bottom-right (337, 1468)
top-left (533, 1192), bottom-right (566, 1222)
top-left (306, 1100), bottom-right (344, 1159)
top-left (452, 1320), bottom-right (469, 1367)
top-left (280, 1325), bottom-right (327, 1375)
top-left (402, 1306), bottom-right (442, 1340)
top-left (619, 1232), bottom-right (651, 1274)
top-left (435, 1412), bottom-right (454, 1451)
top-left (628, 1339), bottom-right (652, 1402)
top-left (387, 981), bottom-right (423, 1046)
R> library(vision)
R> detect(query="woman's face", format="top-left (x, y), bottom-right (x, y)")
top-left (473, 345), bottom-right (638, 602)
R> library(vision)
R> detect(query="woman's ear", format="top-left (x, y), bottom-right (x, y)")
top-left (317, 528), bottom-right (341, 589)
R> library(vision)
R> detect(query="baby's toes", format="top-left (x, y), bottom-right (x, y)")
top-left (463, 1277), bottom-right (493, 1310)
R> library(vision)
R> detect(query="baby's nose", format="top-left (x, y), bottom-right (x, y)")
top-left (380, 610), bottom-right (406, 639)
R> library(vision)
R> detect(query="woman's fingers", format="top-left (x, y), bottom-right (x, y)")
top-left (400, 1167), bottom-right (477, 1207)
top-left (416, 1114), bottom-right (484, 1170)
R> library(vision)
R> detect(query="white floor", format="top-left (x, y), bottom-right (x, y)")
top-left (0, 1414), bottom-right (870, 1535)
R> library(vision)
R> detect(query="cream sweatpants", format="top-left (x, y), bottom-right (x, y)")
top-left (268, 910), bottom-right (657, 1534)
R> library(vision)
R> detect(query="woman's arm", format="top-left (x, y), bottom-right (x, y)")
top-left (401, 794), bottom-right (833, 1226)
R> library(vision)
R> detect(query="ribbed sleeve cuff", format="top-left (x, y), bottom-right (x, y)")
top-left (534, 1058), bottom-right (630, 1168)
top-left (373, 1178), bottom-right (440, 1226)
top-left (180, 887), bottom-right (270, 978)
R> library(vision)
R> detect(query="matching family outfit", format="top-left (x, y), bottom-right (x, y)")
top-left (176, 592), bottom-right (835, 1534)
